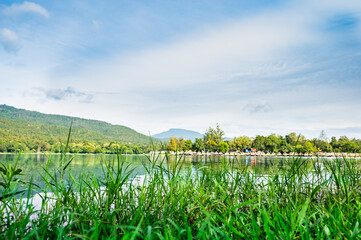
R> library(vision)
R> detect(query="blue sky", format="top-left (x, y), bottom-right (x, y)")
top-left (0, 0), bottom-right (361, 138)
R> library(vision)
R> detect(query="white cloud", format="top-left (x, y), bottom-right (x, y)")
top-left (243, 103), bottom-right (273, 114)
top-left (78, 1), bottom-right (322, 92)
top-left (0, 28), bottom-right (21, 53)
top-left (61, 0), bottom-right (359, 136)
top-left (23, 87), bottom-right (94, 103)
top-left (3, 1), bottom-right (49, 18)
top-left (52, 0), bottom-right (360, 96)
top-left (1, 0), bottom-right (361, 138)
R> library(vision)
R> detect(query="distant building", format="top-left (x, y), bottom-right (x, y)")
top-left (245, 148), bottom-right (257, 152)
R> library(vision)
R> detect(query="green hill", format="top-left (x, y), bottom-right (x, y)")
top-left (0, 105), bottom-right (153, 153)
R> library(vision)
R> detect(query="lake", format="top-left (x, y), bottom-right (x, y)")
top-left (2, 153), bottom-right (361, 238)
top-left (0, 153), bottom-right (300, 187)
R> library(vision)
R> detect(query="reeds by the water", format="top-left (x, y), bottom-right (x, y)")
top-left (1, 152), bottom-right (361, 239)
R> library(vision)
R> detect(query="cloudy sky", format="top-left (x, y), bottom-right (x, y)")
top-left (1, 0), bottom-right (361, 138)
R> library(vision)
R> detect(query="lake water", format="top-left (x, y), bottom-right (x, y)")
top-left (0, 153), bottom-right (349, 208)
top-left (0, 153), bottom-right (306, 186)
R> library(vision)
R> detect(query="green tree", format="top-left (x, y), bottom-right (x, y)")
top-left (330, 137), bottom-right (339, 152)
top-left (184, 140), bottom-right (193, 151)
top-left (231, 136), bottom-right (252, 151)
top-left (133, 145), bottom-right (141, 154)
top-left (285, 132), bottom-right (298, 146)
top-left (166, 137), bottom-right (187, 151)
top-left (218, 141), bottom-right (229, 153)
top-left (285, 132), bottom-right (305, 145)
top-left (278, 137), bottom-right (292, 153)
top-left (252, 135), bottom-right (266, 151)
top-left (265, 134), bottom-right (281, 153)
top-left (178, 138), bottom-right (186, 151)
top-left (303, 141), bottom-right (316, 154)
top-left (203, 124), bottom-right (225, 151)
top-left (0, 139), bottom-right (6, 152)
top-left (206, 140), bottom-right (218, 152)
top-left (340, 141), bottom-right (359, 153)
top-left (192, 138), bottom-right (205, 152)
top-left (312, 139), bottom-right (332, 152)
top-left (167, 137), bottom-right (178, 152)
top-left (94, 146), bottom-right (103, 153)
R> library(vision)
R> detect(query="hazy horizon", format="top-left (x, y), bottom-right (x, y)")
top-left (1, 0), bottom-right (361, 139)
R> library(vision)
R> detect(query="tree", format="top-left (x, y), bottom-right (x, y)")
top-left (285, 132), bottom-right (298, 145)
top-left (167, 137), bottom-right (178, 152)
top-left (303, 141), bottom-right (316, 153)
top-left (319, 130), bottom-right (328, 141)
top-left (231, 136), bottom-right (252, 151)
top-left (133, 145), bottom-right (141, 154)
top-left (330, 137), bottom-right (339, 151)
top-left (184, 140), bottom-right (193, 151)
top-left (178, 138), bottom-right (186, 150)
top-left (192, 138), bottom-right (205, 152)
top-left (218, 141), bottom-right (229, 153)
top-left (94, 146), bottom-right (103, 153)
top-left (203, 124), bottom-right (225, 151)
top-left (252, 135), bottom-right (266, 151)
top-left (278, 137), bottom-right (292, 153)
top-left (285, 132), bottom-right (305, 145)
top-left (166, 137), bottom-right (187, 151)
top-left (206, 140), bottom-right (218, 152)
top-left (295, 144), bottom-right (304, 153)
top-left (340, 141), bottom-right (359, 153)
top-left (312, 139), bottom-right (332, 152)
top-left (265, 134), bottom-right (281, 153)
top-left (228, 140), bottom-right (236, 151)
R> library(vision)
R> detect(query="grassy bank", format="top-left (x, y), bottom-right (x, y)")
top-left (1, 152), bottom-right (361, 239)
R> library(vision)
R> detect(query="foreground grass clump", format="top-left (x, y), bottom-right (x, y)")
top-left (1, 153), bottom-right (361, 239)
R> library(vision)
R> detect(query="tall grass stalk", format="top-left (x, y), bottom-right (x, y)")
top-left (1, 151), bottom-right (361, 239)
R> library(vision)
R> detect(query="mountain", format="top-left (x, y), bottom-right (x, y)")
top-left (152, 128), bottom-right (203, 141)
top-left (0, 104), bottom-right (151, 145)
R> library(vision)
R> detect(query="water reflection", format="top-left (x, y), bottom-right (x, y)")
top-left (0, 153), bottom-right (314, 186)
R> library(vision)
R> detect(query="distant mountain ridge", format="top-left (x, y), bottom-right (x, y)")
top-left (0, 104), bottom-right (151, 144)
top-left (152, 128), bottom-right (203, 141)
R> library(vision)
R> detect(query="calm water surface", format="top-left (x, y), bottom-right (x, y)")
top-left (0, 153), bottom-right (303, 185)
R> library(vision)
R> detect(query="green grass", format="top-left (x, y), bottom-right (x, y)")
top-left (1, 152), bottom-right (361, 239)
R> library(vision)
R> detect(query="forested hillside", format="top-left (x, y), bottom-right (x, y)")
top-left (0, 105), bottom-right (153, 153)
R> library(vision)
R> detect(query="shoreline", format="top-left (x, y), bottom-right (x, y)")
top-left (150, 151), bottom-right (361, 158)
top-left (1, 151), bottom-right (361, 158)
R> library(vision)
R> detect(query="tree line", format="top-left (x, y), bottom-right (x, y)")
top-left (0, 135), bottom-right (152, 154)
top-left (166, 125), bottom-right (361, 153)
top-left (1, 119), bottom-right (360, 154)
